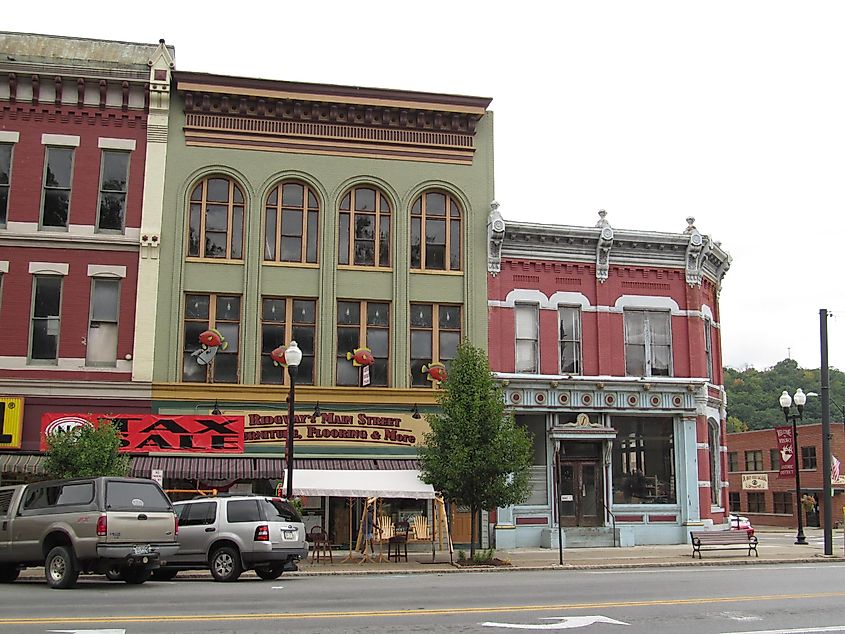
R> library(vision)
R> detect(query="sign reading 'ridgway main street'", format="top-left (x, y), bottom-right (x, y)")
top-left (242, 409), bottom-right (430, 448)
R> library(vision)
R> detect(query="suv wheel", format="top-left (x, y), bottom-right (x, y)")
top-left (122, 567), bottom-right (152, 585)
top-left (210, 546), bottom-right (242, 582)
top-left (0, 565), bottom-right (20, 583)
top-left (45, 546), bottom-right (79, 589)
top-left (151, 568), bottom-right (178, 581)
top-left (255, 565), bottom-right (284, 580)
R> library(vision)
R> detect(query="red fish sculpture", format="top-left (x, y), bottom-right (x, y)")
top-left (422, 361), bottom-right (448, 384)
top-left (270, 345), bottom-right (287, 367)
top-left (191, 328), bottom-right (227, 366)
top-left (346, 347), bottom-right (374, 367)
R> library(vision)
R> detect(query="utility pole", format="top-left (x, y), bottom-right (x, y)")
top-left (820, 309), bottom-right (832, 556)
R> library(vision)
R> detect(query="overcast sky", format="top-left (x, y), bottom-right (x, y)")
top-left (5, 1), bottom-right (843, 373)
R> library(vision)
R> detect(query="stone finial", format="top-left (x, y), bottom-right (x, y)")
top-left (684, 217), bottom-right (696, 233)
top-left (596, 209), bottom-right (610, 228)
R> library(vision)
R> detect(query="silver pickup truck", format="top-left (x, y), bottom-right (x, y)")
top-left (0, 476), bottom-right (179, 588)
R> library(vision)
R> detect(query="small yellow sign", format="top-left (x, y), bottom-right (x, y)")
top-left (0, 397), bottom-right (24, 449)
top-left (741, 473), bottom-right (769, 490)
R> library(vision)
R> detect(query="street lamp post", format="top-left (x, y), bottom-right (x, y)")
top-left (282, 341), bottom-right (302, 500)
top-left (780, 388), bottom-right (808, 545)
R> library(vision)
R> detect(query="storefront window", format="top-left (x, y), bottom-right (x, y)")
top-left (611, 416), bottom-right (676, 504)
top-left (516, 414), bottom-right (547, 506)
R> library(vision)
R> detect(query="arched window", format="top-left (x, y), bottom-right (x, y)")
top-left (411, 191), bottom-right (461, 271)
top-left (708, 419), bottom-right (722, 506)
top-left (338, 186), bottom-right (390, 267)
top-left (188, 176), bottom-right (245, 260)
top-left (264, 181), bottom-right (319, 263)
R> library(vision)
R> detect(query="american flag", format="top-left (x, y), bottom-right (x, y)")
top-left (833, 455), bottom-right (841, 483)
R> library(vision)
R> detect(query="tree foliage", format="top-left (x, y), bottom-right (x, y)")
top-left (726, 416), bottom-right (748, 433)
top-left (725, 359), bottom-right (845, 430)
top-left (44, 420), bottom-right (130, 479)
top-left (418, 341), bottom-right (533, 556)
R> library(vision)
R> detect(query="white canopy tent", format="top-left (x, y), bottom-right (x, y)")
top-left (284, 469), bottom-right (436, 499)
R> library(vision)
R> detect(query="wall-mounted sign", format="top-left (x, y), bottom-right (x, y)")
top-left (41, 413), bottom-right (244, 453)
top-left (239, 409), bottom-right (430, 448)
top-left (0, 397), bottom-right (24, 449)
top-left (741, 474), bottom-right (769, 490)
top-left (151, 469), bottom-right (164, 485)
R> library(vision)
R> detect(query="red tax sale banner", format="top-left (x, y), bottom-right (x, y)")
top-left (775, 425), bottom-right (795, 479)
top-left (41, 413), bottom-right (244, 453)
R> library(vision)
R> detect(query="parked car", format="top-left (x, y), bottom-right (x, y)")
top-left (157, 494), bottom-right (308, 582)
top-left (0, 477), bottom-right (179, 588)
top-left (729, 514), bottom-right (755, 536)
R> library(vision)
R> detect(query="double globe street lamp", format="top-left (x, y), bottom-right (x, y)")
top-left (271, 341), bottom-right (302, 500)
top-left (779, 388), bottom-right (809, 545)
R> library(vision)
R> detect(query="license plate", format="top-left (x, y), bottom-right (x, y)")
top-left (133, 544), bottom-right (151, 555)
top-left (283, 530), bottom-right (295, 539)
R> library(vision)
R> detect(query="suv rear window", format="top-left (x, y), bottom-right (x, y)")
top-left (226, 499), bottom-right (262, 523)
top-left (262, 498), bottom-right (301, 522)
top-left (106, 481), bottom-right (171, 512)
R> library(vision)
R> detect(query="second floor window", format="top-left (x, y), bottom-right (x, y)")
top-left (188, 177), bottom-right (245, 260)
top-left (704, 318), bottom-right (714, 381)
top-left (558, 305), bottom-right (582, 374)
top-left (86, 278), bottom-right (120, 366)
top-left (336, 301), bottom-right (389, 386)
top-left (802, 446), bottom-right (817, 469)
top-left (410, 191), bottom-right (461, 271)
top-left (31, 275), bottom-right (62, 362)
top-left (260, 297), bottom-right (316, 385)
top-left (0, 143), bottom-right (11, 225)
top-left (264, 181), bottom-right (319, 264)
top-left (410, 303), bottom-right (462, 387)
top-left (338, 187), bottom-right (390, 267)
top-left (182, 294), bottom-right (240, 383)
top-left (42, 147), bottom-right (74, 228)
top-left (97, 151), bottom-right (130, 232)
top-left (515, 304), bottom-right (539, 373)
top-left (744, 450), bottom-right (763, 471)
top-left (624, 309), bottom-right (671, 377)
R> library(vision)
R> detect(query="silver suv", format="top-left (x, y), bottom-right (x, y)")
top-left (160, 494), bottom-right (308, 582)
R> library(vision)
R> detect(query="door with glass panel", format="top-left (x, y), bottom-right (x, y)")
top-left (558, 461), bottom-right (602, 527)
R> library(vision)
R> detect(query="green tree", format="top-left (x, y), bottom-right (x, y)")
top-left (418, 341), bottom-right (532, 557)
top-left (726, 416), bottom-right (748, 433)
top-left (44, 420), bottom-right (130, 479)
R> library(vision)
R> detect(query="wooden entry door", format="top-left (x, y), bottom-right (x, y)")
top-left (449, 506), bottom-right (473, 544)
top-left (558, 460), bottom-right (602, 527)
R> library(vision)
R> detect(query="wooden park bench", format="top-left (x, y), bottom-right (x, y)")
top-left (690, 530), bottom-right (758, 559)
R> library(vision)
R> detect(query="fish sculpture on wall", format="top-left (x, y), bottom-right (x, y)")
top-left (346, 347), bottom-right (375, 367)
top-left (422, 361), bottom-right (448, 384)
top-left (270, 345), bottom-right (287, 367)
top-left (191, 328), bottom-right (227, 366)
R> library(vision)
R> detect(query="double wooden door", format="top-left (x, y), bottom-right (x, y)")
top-left (558, 460), bottom-right (602, 527)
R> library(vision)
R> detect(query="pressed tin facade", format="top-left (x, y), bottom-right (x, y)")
top-left (151, 71), bottom-right (493, 491)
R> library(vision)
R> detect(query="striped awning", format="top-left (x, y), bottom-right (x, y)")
top-left (130, 455), bottom-right (284, 480)
top-left (292, 458), bottom-right (419, 470)
top-left (0, 453), bottom-right (46, 474)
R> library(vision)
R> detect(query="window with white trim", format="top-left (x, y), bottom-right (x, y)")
top-left (558, 305), bottom-right (582, 374)
top-left (30, 275), bottom-right (63, 361)
top-left (0, 143), bottom-right (12, 225)
top-left (515, 304), bottom-right (539, 373)
top-left (624, 309), bottom-right (672, 377)
top-left (86, 278), bottom-right (120, 366)
top-left (41, 147), bottom-right (74, 228)
top-left (97, 151), bottom-right (130, 232)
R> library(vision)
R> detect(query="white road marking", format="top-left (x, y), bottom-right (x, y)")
top-left (722, 626), bottom-right (845, 634)
top-left (48, 630), bottom-right (126, 634)
top-left (271, 586), bottom-right (284, 589)
top-left (482, 615), bottom-right (629, 629)
top-left (719, 611), bottom-right (763, 622)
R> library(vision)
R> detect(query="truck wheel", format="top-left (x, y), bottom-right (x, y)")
top-left (210, 546), bottom-right (242, 582)
top-left (255, 565), bottom-right (284, 580)
top-left (0, 565), bottom-right (20, 583)
top-left (151, 568), bottom-right (178, 581)
top-left (45, 545), bottom-right (79, 589)
top-left (122, 567), bottom-right (152, 585)
top-left (105, 567), bottom-right (123, 581)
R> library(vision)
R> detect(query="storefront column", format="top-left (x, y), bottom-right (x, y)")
top-left (680, 415), bottom-right (701, 529)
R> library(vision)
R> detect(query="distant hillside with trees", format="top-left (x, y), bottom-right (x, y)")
top-left (724, 359), bottom-right (845, 431)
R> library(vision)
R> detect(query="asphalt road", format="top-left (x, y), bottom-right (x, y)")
top-left (2, 563), bottom-right (845, 633)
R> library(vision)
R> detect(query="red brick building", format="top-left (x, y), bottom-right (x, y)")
top-left (727, 423), bottom-right (845, 528)
top-left (487, 209), bottom-right (732, 547)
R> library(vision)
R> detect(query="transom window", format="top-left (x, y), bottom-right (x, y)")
top-left (0, 143), bottom-right (12, 225)
top-left (264, 181), bottom-right (319, 264)
top-left (410, 191), bottom-right (461, 271)
top-left (188, 177), bottom-right (245, 260)
top-left (260, 297), bottom-right (317, 385)
top-left (338, 187), bottom-right (391, 267)
top-left (410, 303), bottom-right (462, 387)
top-left (336, 300), bottom-right (389, 386)
top-left (97, 151), bottom-right (130, 232)
top-left (624, 309), bottom-right (672, 377)
top-left (182, 294), bottom-right (241, 383)
top-left (42, 147), bottom-right (74, 228)
top-left (558, 305), bottom-right (582, 374)
top-left (30, 275), bottom-right (63, 362)
top-left (515, 303), bottom-right (539, 373)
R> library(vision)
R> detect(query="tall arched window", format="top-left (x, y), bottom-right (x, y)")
top-left (708, 418), bottom-right (722, 506)
top-left (411, 190), bottom-right (461, 271)
top-left (188, 176), bottom-right (245, 260)
top-left (338, 186), bottom-right (390, 267)
top-left (264, 181), bottom-right (319, 263)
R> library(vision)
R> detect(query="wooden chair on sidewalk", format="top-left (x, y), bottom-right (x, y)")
top-left (308, 525), bottom-right (333, 563)
top-left (387, 521), bottom-right (410, 562)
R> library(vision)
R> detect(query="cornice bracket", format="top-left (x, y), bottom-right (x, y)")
top-left (595, 209), bottom-right (613, 283)
top-left (487, 201), bottom-right (505, 276)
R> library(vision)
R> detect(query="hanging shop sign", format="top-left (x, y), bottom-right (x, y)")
top-left (741, 474), bottom-right (769, 490)
top-left (774, 426), bottom-right (795, 479)
top-left (40, 413), bottom-right (244, 453)
top-left (0, 397), bottom-right (24, 449)
top-left (240, 409), bottom-right (430, 449)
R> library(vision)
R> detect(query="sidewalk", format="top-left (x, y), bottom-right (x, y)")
top-left (17, 527), bottom-right (845, 580)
